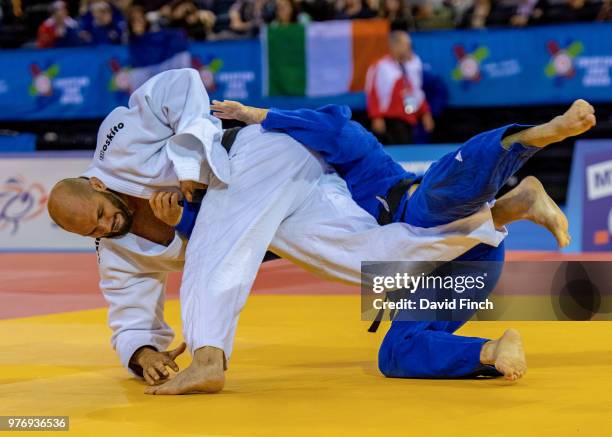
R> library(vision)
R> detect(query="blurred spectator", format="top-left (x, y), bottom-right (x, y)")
top-left (162, 0), bottom-right (215, 40)
top-left (414, 0), bottom-right (455, 29)
top-left (229, 0), bottom-right (274, 36)
top-left (365, 31), bottom-right (434, 145)
top-left (210, 0), bottom-right (239, 34)
top-left (336, 0), bottom-right (377, 19)
top-left (272, 0), bottom-right (299, 24)
top-left (542, 0), bottom-right (600, 23)
top-left (379, 0), bottom-right (416, 31)
top-left (114, 0), bottom-right (134, 14)
top-left (458, 0), bottom-right (491, 27)
top-left (37, 0), bottom-right (82, 48)
top-left (508, 0), bottom-right (545, 26)
top-left (127, 4), bottom-right (148, 35)
top-left (126, 5), bottom-right (190, 89)
top-left (599, 0), bottom-right (612, 19)
top-left (451, 0), bottom-right (474, 26)
top-left (79, 0), bottom-right (126, 44)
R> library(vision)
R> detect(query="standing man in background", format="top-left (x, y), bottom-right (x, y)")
top-left (365, 30), bottom-right (435, 144)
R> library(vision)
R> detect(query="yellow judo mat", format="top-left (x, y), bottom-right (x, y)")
top-left (2, 295), bottom-right (612, 436)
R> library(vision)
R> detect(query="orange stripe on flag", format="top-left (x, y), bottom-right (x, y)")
top-left (349, 19), bottom-right (390, 92)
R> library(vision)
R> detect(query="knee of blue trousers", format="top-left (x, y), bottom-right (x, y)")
top-left (378, 321), bottom-right (475, 378)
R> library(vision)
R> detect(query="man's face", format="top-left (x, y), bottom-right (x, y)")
top-left (391, 33), bottom-right (412, 61)
top-left (57, 188), bottom-right (133, 239)
top-left (93, 3), bottom-right (113, 26)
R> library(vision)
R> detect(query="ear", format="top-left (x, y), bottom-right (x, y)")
top-left (89, 177), bottom-right (108, 192)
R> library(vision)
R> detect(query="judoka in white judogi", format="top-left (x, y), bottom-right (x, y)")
top-left (81, 68), bottom-right (505, 374)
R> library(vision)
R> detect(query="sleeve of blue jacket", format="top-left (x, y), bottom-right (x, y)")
top-left (175, 201), bottom-right (200, 238)
top-left (261, 104), bottom-right (381, 167)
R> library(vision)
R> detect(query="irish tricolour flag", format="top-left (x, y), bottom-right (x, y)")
top-left (263, 19), bottom-right (389, 97)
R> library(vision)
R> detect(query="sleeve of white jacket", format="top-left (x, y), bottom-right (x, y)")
top-left (128, 68), bottom-right (229, 184)
top-left (97, 243), bottom-right (174, 376)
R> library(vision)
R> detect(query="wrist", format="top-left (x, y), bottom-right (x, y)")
top-left (131, 345), bottom-right (156, 366)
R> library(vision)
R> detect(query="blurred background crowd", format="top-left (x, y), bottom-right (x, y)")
top-left (0, 0), bottom-right (610, 48)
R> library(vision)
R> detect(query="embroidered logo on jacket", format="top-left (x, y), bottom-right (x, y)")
top-left (99, 122), bottom-right (125, 160)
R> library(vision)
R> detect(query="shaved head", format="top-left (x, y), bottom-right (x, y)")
top-left (48, 177), bottom-right (133, 238)
top-left (389, 30), bottom-right (412, 62)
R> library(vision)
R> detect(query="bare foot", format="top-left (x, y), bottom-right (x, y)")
top-left (144, 363), bottom-right (224, 395)
top-left (521, 176), bottom-right (570, 247)
top-left (145, 346), bottom-right (225, 395)
top-left (493, 176), bottom-right (570, 247)
top-left (504, 99), bottom-right (596, 148)
top-left (480, 328), bottom-right (527, 381)
top-left (548, 99), bottom-right (596, 143)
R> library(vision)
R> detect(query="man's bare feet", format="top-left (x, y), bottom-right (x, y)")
top-left (480, 328), bottom-right (527, 381)
top-left (522, 176), bottom-right (570, 247)
top-left (548, 99), bottom-right (597, 143)
top-left (502, 99), bottom-right (596, 149)
top-left (144, 346), bottom-right (225, 395)
top-left (492, 176), bottom-right (570, 247)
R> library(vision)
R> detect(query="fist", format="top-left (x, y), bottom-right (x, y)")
top-left (180, 180), bottom-right (207, 203)
top-left (149, 191), bottom-right (183, 226)
top-left (133, 343), bottom-right (187, 385)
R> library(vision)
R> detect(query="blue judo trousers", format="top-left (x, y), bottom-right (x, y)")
top-left (260, 105), bottom-right (539, 379)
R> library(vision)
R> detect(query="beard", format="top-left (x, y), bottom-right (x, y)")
top-left (102, 190), bottom-right (134, 238)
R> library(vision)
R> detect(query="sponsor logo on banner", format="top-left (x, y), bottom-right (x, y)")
top-left (576, 56), bottom-right (612, 88)
top-left (0, 155), bottom-right (93, 250)
top-left (545, 40), bottom-right (612, 88)
top-left (545, 40), bottom-right (583, 84)
top-left (192, 54), bottom-right (254, 100)
top-left (452, 44), bottom-right (489, 85)
top-left (29, 63), bottom-right (90, 106)
top-left (586, 159), bottom-right (612, 201)
top-left (0, 176), bottom-right (47, 235)
top-left (192, 55), bottom-right (223, 94)
top-left (582, 150), bottom-right (612, 251)
top-left (218, 71), bottom-right (255, 100)
top-left (29, 63), bottom-right (58, 97)
top-left (108, 58), bottom-right (131, 93)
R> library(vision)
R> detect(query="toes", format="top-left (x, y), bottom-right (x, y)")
top-left (557, 231), bottom-right (571, 248)
top-left (144, 386), bottom-right (158, 395)
top-left (586, 113), bottom-right (596, 127)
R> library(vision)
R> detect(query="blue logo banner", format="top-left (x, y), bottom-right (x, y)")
top-left (414, 23), bottom-right (612, 107)
top-left (0, 23), bottom-right (610, 120)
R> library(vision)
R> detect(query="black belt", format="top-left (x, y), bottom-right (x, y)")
top-left (376, 177), bottom-right (419, 226)
top-left (187, 127), bottom-right (243, 203)
top-left (368, 176), bottom-right (420, 333)
top-left (221, 126), bottom-right (243, 153)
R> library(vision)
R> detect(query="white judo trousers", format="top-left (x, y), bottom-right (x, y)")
top-left (180, 124), bottom-right (506, 359)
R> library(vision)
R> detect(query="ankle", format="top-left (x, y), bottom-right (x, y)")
top-left (480, 340), bottom-right (496, 364)
top-left (193, 346), bottom-right (226, 368)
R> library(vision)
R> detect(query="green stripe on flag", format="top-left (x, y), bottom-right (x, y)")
top-left (267, 24), bottom-right (306, 96)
